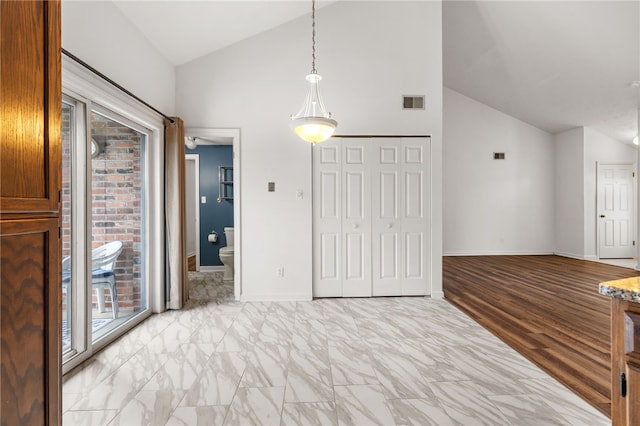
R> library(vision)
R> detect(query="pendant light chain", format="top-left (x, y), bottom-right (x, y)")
top-left (311, 0), bottom-right (317, 74)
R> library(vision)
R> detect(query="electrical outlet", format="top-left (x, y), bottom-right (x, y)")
top-left (276, 267), bottom-right (284, 277)
top-left (201, 196), bottom-right (207, 204)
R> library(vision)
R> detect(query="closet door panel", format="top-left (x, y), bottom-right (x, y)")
top-left (342, 140), bottom-right (371, 297)
top-left (401, 138), bottom-right (430, 296)
top-left (372, 139), bottom-right (403, 296)
top-left (313, 142), bottom-right (342, 297)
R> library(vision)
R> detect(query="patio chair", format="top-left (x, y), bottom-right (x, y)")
top-left (61, 240), bottom-right (124, 320)
top-left (91, 241), bottom-right (123, 319)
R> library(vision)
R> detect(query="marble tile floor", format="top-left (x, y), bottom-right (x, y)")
top-left (63, 272), bottom-right (610, 425)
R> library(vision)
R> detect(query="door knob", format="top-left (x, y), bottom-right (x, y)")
top-left (387, 223), bottom-right (393, 229)
top-left (353, 224), bottom-right (359, 229)
top-left (600, 215), bottom-right (605, 218)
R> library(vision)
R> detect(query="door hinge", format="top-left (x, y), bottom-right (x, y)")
top-left (633, 172), bottom-right (636, 178)
top-left (634, 241), bottom-right (636, 246)
top-left (58, 227), bottom-right (61, 239)
top-left (620, 372), bottom-right (627, 397)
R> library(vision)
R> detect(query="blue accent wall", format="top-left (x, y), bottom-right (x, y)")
top-left (190, 145), bottom-right (233, 266)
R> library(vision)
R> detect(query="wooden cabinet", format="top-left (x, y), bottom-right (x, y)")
top-left (0, 0), bottom-right (62, 424)
top-left (611, 298), bottom-right (640, 426)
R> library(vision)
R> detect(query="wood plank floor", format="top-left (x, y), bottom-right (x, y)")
top-left (443, 255), bottom-right (640, 418)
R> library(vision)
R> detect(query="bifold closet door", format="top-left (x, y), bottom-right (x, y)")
top-left (313, 141), bottom-right (342, 297)
top-left (399, 138), bottom-right (430, 295)
top-left (371, 139), bottom-right (403, 295)
top-left (312, 138), bottom-right (372, 298)
top-left (313, 137), bottom-right (429, 298)
top-left (371, 138), bottom-right (429, 296)
top-left (341, 139), bottom-right (372, 297)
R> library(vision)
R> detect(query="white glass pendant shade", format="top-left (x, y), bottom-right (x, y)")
top-left (290, 73), bottom-right (337, 143)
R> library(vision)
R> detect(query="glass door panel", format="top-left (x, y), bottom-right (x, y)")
top-left (89, 110), bottom-right (147, 343)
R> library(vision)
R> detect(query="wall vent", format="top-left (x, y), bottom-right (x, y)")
top-left (403, 95), bottom-right (425, 110)
top-left (493, 152), bottom-right (506, 160)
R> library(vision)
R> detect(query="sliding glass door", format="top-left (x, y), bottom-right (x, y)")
top-left (62, 94), bottom-right (152, 371)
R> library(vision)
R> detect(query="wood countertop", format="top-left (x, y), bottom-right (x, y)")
top-left (599, 277), bottom-right (640, 303)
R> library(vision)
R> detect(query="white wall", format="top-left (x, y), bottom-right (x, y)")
top-left (62, 1), bottom-right (175, 114)
top-left (176, 1), bottom-right (443, 300)
top-left (554, 127), bottom-right (585, 258)
top-left (583, 127), bottom-right (637, 258)
top-left (443, 88), bottom-right (555, 255)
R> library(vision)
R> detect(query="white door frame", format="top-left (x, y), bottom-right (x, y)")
top-left (185, 154), bottom-right (200, 271)
top-left (596, 162), bottom-right (636, 259)
top-left (185, 127), bottom-right (242, 300)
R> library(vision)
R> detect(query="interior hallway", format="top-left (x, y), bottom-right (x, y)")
top-left (62, 271), bottom-right (607, 425)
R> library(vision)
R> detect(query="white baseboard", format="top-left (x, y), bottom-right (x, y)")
top-left (553, 252), bottom-right (585, 260)
top-left (443, 250), bottom-right (554, 256)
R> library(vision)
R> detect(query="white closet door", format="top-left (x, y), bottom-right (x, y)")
top-left (313, 140), bottom-right (342, 297)
top-left (401, 138), bottom-right (430, 295)
top-left (372, 138), bottom-right (403, 296)
top-left (342, 139), bottom-right (372, 297)
top-left (313, 137), bottom-right (430, 298)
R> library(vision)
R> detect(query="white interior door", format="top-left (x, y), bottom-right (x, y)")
top-left (598, 163), bottom-right (634, 259)
top-left (313, 141), bottom-right (342, 297)
top-left (342, 140), bottom-right (372, 297)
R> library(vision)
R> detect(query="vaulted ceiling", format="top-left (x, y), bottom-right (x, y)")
top-left (114, 0), bottom-right (639, 144)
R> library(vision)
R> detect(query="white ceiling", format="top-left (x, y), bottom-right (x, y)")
top-left (113, 0), bottom-right (336, 66)
top-left (443, 1), bottom-right (639, 144)
top-left (113, 0), bottom-right (639, 143)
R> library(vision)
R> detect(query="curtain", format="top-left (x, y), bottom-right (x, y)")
top-left (164, 117), bottom-right (188, 309)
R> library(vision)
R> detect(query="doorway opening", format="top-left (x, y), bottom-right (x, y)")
top-left (184, 128), bottom-right (241, 300)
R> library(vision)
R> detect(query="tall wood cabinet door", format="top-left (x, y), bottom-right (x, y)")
top-left (342, 140), bottom-right (372, 297)
top-left (0, 0), bottom-right (61, 214)
top-left (372, 139), bottom-right (403, 296)
top-left (313, 140), bottom-right (343, 297)
top-left (401, 138), bottom-right (430, 296)
top-left (1, 219), bottom-right (61, 425)
top-left (0, 1), bottom-right (62, 425)
top-left (626, 363), bottom-right (640, 426)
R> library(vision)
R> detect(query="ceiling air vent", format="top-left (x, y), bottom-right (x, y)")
top-left (403, 95), bottom-right (425, 110)
top-left (494, 152), bottom-right (506, 160)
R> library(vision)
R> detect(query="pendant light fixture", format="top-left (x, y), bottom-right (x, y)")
top-left (290, 0), bottom-right (337, 143)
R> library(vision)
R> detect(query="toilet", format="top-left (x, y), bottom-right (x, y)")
top-left (219, 227), bottom-right (234, 282)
